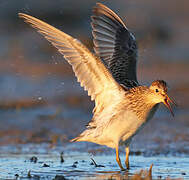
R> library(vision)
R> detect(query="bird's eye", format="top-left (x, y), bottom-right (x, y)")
top-left (155, 89), bottom-right (159, 93)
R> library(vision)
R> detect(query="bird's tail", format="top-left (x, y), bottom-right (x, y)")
top-left (70, 129), bottom-right (94, 142)
top-left (70, 135), bottom-right (86, 142)
top-left (70, 130), bottom-right (93, 142)
top-left (70, 136), bottom-right (80, 142)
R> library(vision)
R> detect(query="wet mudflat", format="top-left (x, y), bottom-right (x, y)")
top-left (0, 145), bottom-right (188, 179)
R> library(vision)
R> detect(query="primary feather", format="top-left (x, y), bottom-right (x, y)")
top-left (92, 3), bottom-right (139, 88)
top-left (18, 12), bottom-right (125, 118)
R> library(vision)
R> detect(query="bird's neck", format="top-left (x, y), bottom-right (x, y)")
top-left (127, 86), bottom-right (159, 120)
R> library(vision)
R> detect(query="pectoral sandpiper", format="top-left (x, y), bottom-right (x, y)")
top-left (19, 3), bottom-right (176, 170)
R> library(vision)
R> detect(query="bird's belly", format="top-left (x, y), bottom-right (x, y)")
top-left (120, 119), bottom-right (147, 146)
top-left (120, 105), bottom-right (159, 145)
top-left (91, 105), bottom-right (158, 148)
top-left (102, 110), bottom-right (145, 146)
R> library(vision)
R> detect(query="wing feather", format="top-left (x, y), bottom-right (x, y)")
top-left (92, 3), bottom-right (139, 88)
top-left (18, 13), bottom-right (124, 111)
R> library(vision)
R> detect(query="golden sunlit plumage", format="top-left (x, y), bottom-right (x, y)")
top-left (19, 3), bottom-right (175, 170)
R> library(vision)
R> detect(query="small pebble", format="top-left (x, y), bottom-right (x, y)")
top-left (72, 164), bottom-right (77, 168)
top-left (43, 163), bottom-right (50, 167)
top-left (53, 175), bottom-right (67, 180)
top-left (30, 156), bottom-right (38, 163)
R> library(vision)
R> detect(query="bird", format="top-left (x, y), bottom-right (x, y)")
top-left (19, 3), bottom-right (176, 170)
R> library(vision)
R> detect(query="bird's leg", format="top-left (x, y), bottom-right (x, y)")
top-left (125, 146), bottom-right (130, 169)
top-left (115, 146), bottom-right (125, 171)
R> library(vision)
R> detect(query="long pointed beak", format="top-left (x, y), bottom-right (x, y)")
top-left (163, 95), bottom-right (176, 117)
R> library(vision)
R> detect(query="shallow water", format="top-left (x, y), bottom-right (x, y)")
top-left (0, 152), bottom-right (188, 179)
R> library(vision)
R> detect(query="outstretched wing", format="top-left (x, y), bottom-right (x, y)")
top-left (91, 3), bottom-right (139, 88)
top-left (19, 13), bottom-right (125, 113)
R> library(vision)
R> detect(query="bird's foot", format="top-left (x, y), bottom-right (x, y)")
top-left (125, 161), bottom-right (130, 170)
top-left (120, 167), bottom-right (126, 171)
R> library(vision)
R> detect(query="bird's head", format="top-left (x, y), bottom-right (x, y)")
top-left (148, 80), bottom-right (176, 116)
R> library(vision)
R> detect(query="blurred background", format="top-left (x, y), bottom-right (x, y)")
top-left (0, 0), bottom-right (188, 155)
